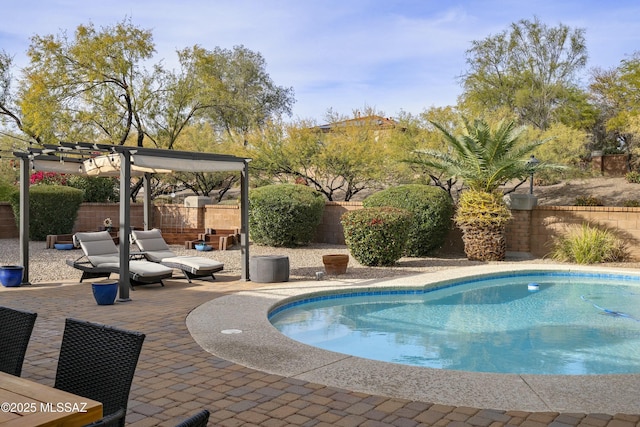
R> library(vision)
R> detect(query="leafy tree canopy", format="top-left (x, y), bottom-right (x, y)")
top-left (20, 18), bottom-right (156, 146)
top-left (589, 54), bottom-right (640, 158)
top-left (461, 17), bottom-right (588, 130)
top-left (247, 108), bottom-right (396, 201)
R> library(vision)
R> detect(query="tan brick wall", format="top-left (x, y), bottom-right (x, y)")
top-left (505, 210), bottom-right (533, 252)
top-left (75, 204), bottom-right (145, 232)
top-left (314, 202), bottom-right (363, 244)
top-left (531, 206), bottom-right (640, 259)
top-left (0, 203), bottom-right (18, 238)
top-left (152, 205), bottom-right (204, 229)
top-left (204, 205), bottom-right (241, 230)
top-left (591, 154), bottom-right (629, 176)
top-left (4, 201), bottom-right (640, 261)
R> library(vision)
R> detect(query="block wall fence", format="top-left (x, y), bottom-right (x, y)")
top-left (2, 202), bottom-right (640, 260)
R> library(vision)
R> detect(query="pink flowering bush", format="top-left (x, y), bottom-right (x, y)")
top-left (30, 171), bottom-right (67, 186)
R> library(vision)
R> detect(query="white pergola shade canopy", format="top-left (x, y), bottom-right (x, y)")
top-left (30, 152), bottom-right (246, 176)
top-left (32, 159), bottom-right (84, 174)
top-left (83, 155), bottom-right (173, 176)
top-left (132, 154), bottom-right (245, 173)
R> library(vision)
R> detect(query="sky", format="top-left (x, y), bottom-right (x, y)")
top-left (1, 0), bottom-right (640, 123)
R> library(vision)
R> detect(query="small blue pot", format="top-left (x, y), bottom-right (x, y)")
top-left (0, 265), bottom-right (24, 287)
top-left (91, 281), bottom-right (118, 305)
top-left (54, 243), bottom-right (75, 250)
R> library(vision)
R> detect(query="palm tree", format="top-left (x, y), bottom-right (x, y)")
top-left (410, 118), bottom-right (548, 261)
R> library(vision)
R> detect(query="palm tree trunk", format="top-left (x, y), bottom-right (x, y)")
top-left (459, 223), bottom-right (507, 261)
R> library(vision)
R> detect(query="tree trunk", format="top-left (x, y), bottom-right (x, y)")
top-left (459, 223), bottom-right (507, 261)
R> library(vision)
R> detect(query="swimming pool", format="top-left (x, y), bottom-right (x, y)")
top-left (187, 264), bottom-right (640, 413)
top-left (269, 272), bottom-right (640, 375)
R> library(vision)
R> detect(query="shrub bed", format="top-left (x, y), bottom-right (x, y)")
top-left (249, 184), bottom-right (325, 247)
top-left (9, 185), bottom-right (84, 240)
top-left (341, 207), bottom-right (413, 266)
top-left (363, 184), bottom-right (453, 256)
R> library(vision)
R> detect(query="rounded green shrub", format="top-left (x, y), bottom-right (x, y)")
top-left (341, 207), bottom-right (413, 266)
top-left (9, 185), bottom-right (84, 240)
top-left (66, 175), bottom-right (119, 202)
top-left (363, 185), bottom-right (453, 256)
top-left (249, 184), bottom-right (325, 247)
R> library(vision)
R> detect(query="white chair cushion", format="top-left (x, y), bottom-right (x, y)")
top-left (132, 229), bottom-right (172, 252)
top-left (162, 256), bottom-right (223, 271)
top-left (99, 261), bottom-right (172, 278)
top-left (145, 250), bottom-right (177, 263)
top-left (89, 255), bottom-right (121, 266)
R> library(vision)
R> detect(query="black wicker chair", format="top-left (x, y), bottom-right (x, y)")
top-left (0, 306), bottom-right (37, 376)
top-left (174, 409), bottom-right (210, 427)
top-left (82, 408), bottom-right (125, 427)
top-left (54, 318), bottom-right (145, 427)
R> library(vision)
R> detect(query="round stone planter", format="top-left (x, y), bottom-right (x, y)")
top-left (250, 256), bottom-right (290, 283)
top-left (0, 265), bottom-right (24, 287)
top-left (322, 254), bottom-right (349, 275)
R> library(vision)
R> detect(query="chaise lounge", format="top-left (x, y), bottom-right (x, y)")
top-left (131, 229), bottom-right (224, 282)
top-left (66, 231), bottom-right (174, 288)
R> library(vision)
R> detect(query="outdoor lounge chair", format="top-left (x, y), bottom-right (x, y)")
top-left (131, 229), bottom-right (224, 282)
top-left (66, 231), bottom-right (173, 288)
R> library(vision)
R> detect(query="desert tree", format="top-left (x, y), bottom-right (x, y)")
top-left (461, 17), bottom-right (588, 130)
top-left (589, 54), bottom-right (640, 166)
top-left (248, 112), bottom-right (395, 201)
top-left (20, 18), bottom-right (158, 146)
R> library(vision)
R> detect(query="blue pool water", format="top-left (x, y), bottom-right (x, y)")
top-left (269, 273), bottom-right (640, 375)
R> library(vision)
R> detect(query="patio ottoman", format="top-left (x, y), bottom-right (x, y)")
top-left (250, 255), bottom-right (289, 283)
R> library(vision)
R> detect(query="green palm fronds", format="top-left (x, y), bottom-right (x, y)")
top-left (412, 118), bottom-right (551, 192)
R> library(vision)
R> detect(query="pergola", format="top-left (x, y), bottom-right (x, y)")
top-left (13, 142), bottom-right (251, 300)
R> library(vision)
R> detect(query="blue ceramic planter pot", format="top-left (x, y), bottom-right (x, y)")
top-left (91, 281), bottom-right (118, 305)
top-left (0, 265), bottom-right (24, 287)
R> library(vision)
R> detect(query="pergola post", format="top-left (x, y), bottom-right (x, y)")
top-left (143, 172), bottom-right (152, 230)
top-left (240, 160), bottom-right (250, 281)
top-left (118, 151), bottom-right (132, 301)
top-left (19, 156), bottom-right (31, 285)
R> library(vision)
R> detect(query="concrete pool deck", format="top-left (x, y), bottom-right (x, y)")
top-left (188, 263), bottom-right (640, 415)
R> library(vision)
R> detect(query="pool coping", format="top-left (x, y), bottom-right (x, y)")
top-left (187, 263), bottom-right (640, 414)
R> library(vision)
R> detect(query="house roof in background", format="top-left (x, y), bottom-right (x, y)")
top-left (316, 115), bottom-right (398, 132)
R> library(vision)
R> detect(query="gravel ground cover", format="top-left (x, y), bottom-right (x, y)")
top-left (0, 238), bottom-right (487, 284)
top-left (3, 237), bottom-right (639, 285)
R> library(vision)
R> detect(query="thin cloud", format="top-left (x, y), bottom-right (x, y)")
top-left (1, 0), bottom-right (639, 120)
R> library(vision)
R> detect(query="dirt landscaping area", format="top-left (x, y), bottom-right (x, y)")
top-left (512, 177), bottom-right (640, 206)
